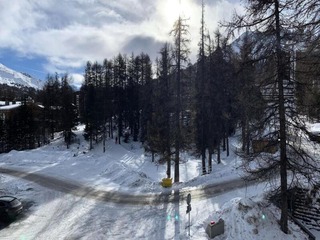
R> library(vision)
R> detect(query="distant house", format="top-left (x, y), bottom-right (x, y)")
top-left (260, 50), bottom-right (294, 103)
top-left (295, 50), bottom-right (320, 119)
top-left (0, 101), bottom-right (22, 121)
top-left (0, 100), bottom-right (44, 121)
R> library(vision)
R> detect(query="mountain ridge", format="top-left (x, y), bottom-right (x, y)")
top-left (0, 63), bottom-right (44, 89)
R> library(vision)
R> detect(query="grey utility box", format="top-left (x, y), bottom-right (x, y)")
top-left (206, 218), bottom-right (225, 239)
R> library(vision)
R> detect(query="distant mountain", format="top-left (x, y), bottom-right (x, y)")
top-left (0, 63), bottom-right (44, 89)
top-left (230, 31), bottom-right (266, 54)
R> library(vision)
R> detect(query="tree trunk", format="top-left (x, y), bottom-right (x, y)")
top-left (208, 148), bottom-right (212, 173)
top-left (223, 135), bottom-right (226, 151)
top-left (217, 143), bottom-right (221, 164)
top-left (89, 132), bottom-right (93, 150)
top-left (202, 149), bottom-right (207, 175)
top-left (174, 18), bottom-right (182, 183)
top-left (200, 3), bottom-right (207, 176)
top-left (103, 126), bottom-right (106, 153)
top-left (241, 120), bottom-right (246, 152)
top-left (226, 136), bottom-right (229, 157)
top-left (174, 108), bottom-right (180, 183)
top-left (275, 0), bottom-right (288, 233)
top-left (166, 153), bottom-right (171, 178)
top-left (245, 118), bottom-right (250, 155)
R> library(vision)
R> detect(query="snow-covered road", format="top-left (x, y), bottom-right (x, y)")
top-left (0, 173), bottom-right (307, 240)
top-left (0, 128), bottom-right (309, 239)
top-left (0, 167), bottom-right (255, 205)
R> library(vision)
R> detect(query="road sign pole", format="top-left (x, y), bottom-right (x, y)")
top-left (186, 193), bottom-right (191, 236)
top-left (188, 211), bottom-right (190, 236)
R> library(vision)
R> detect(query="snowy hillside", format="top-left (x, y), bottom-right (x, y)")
top-left (0, 63), bottom-right (43, 89)
top-left (0, 126), bottom-right (310, 239)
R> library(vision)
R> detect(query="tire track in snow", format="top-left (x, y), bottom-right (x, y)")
top-left (0, 167), bottom-right (255, 205)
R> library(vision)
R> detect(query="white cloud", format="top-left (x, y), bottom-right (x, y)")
top-left (0, 0), bottom-right (244, 77)
top-left (70, 73), bottom-right (85, 88)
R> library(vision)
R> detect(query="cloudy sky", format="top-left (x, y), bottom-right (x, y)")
top-left (0, 0), bottom-right (243, 87)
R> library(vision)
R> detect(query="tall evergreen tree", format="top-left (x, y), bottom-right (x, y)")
top-left (195, 0), bottom-right (209, 174)
top-left (139, 53), bottom-right (153, 144)
top-left (226, 0), bottom-right (320, 233)
top-left (206, 31), bottom-right (236, 165)
top-left (234, 33), bottom-right (265, 155)
top-left (170, 16), bottom-right (190, 183)
top-left (148, 43), bottom-right (173, 177)
top-left (91, 62), bottom-right (105, 143)
top-left (113, 54), bottom-right (127, 144)
top-left (42, 73), bottom-right (61, 140)
top-left (126, 53), bottom-right (144, 142)
top-left (102, 58), bottom-right (114, 150)
top-left (60, 74), bottom-right (77, 148)
top-left (82, 61), bottom-right (96, 149)
top-left (5, 100), bottom-right (36, 150)
top-left (19, 100), bottom-right (36, 150)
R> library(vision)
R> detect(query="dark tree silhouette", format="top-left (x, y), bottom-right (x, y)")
top-left (170, 16), bottom-right (190, 183)
top-left (225, 0), bottom-right (320, 233)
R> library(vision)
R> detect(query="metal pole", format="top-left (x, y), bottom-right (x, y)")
top-left (188, 212), bottom-right (190, 236)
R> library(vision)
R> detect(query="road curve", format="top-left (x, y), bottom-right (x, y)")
top-left (0, 167), bottom-right (255, 205)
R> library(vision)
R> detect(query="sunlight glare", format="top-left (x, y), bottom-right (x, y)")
top-left (163, 0), bottom-right (192, 23)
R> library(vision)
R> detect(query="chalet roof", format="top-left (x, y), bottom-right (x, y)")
top-left (0, 102), bottom-right (43, 111)
top-left (0, 102), bottom-right (22, 110)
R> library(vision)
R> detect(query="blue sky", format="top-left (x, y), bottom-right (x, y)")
top-left (0, 49), bottom-right (58, 80)
top-left (0, 0), bottom-right (243, 87)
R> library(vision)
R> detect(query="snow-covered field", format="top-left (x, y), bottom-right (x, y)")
top-left (0, 126), bottom-right (309, 239)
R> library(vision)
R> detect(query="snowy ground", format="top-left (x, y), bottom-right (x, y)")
top-left (0, 126), bottom-right (310, 239)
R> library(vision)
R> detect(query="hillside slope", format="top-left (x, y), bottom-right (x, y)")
top-left (0, 63), bottom-right (43, 89)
